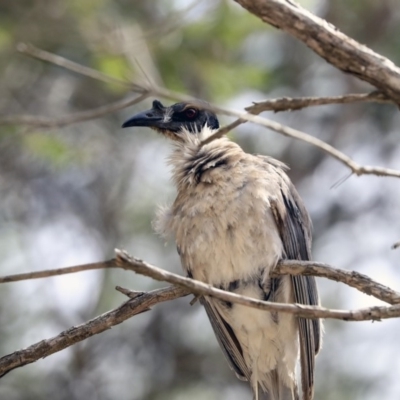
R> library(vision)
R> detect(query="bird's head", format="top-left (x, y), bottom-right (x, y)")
top-left (122, 99), bottom-right (219, 142)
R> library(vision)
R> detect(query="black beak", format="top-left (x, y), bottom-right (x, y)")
top-left (122, 100), bottom-right (166, 129)
top-left (121, 110), bottom-right (163, 129)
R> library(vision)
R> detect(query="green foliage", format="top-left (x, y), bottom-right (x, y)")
top-left (23, 133), bottom-right (76, 167)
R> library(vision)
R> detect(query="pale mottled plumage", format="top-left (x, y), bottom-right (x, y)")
top-left (122, 101), bottom-right (321, 400)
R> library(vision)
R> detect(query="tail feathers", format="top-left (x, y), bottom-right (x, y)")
top-left (254, 370), bottom-right (299, 400)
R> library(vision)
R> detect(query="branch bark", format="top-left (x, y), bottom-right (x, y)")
top-left (246, 91), bottom-right (391, 114)
top-left (114, 250), bottom-right (400, 321)
top-left (0, 285), bottom-right (189, 378)
top-left (234, 0), bottom-right (400, 105)
top-left (272, 261), bottom-right (400, 305)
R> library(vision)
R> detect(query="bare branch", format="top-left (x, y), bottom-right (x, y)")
top-left (273, 261), bottom-right (400, 305)
top-left (190, 92), bottom-right (391, 136)
top-left (0, 285), bottom-right (188, 378)
top-left (233, 0), bottom-right (400, 104)
top-left (0, 94), bottom-right (148, 128)
top-left (114, 249), bottom-right (400, 322)
top-left (246, 91), bottom-right (392, 114)
top-left (16, 43), bottom-right (135, 89)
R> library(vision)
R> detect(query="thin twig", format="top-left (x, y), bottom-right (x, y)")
top-left (16, 43), bottom-right (135, 89)
top-left (115, 286), bottom-right (149, 299)
top-left (114, 249), bottom-right (400, 322)
top-left (0, 260), bottom-right (115, 283)
top-left (0, 94), bottom-right (148, 128)
top-left (216, 91), bottom-right (391, 136)
top-left (246, 92), bottom-right (392, 113)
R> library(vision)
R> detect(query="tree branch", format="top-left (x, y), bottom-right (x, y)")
top-left (114, 249), bottom-right (400, 322)
top-left (233, 0), bottom-right (400, 104)
top-left (0, 285), bottom-right (189, 378)
top-left (246, 91), bottom-right (392, 114)
top-left (272, 260), bottom-right (400, 305)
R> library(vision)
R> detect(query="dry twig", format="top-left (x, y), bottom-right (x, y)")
top-left (246, 92), bottom-right (392, 113)
top-left (0, 285), bottom-right (189, 378)
top-left (0, 94), bottom-right (148, 128)
top-left (0, 260), bottom-right (115, 283)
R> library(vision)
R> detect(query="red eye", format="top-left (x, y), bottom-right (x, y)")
top-left (185, 108), bottom-right (197, 118)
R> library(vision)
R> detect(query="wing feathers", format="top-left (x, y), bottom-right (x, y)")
top-left (270, 178), bottom-right (321, 400)
top-left (200, 297), bottom-right (251, 381)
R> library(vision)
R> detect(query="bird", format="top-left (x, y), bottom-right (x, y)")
top-left (122, 99), bottom-right (322, 400)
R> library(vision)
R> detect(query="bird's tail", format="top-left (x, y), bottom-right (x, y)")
top-left (254, 370), bottom-right (299, 400)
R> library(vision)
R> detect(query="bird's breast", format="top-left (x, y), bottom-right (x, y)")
top-left (162, 171), bottom-right (284, 286)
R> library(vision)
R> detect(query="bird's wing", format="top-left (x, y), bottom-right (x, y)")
top-left (269, 175), bottom-right (321, 400)
top-left (181, 256), bottom-right (251, 382)
top-left (200, 297), bottom-right (251, 381)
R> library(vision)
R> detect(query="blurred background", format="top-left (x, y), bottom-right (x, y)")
top-left (1, 0), bottom-right (400, 399)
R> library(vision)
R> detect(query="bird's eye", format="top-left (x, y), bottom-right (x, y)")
top-left (185, 108), bottom-right (197, 118)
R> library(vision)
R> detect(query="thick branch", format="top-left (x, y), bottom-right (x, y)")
top-left (0, 285), bottom-right (189, 378)
top-left (234, 0), bottom-right (400, 104)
